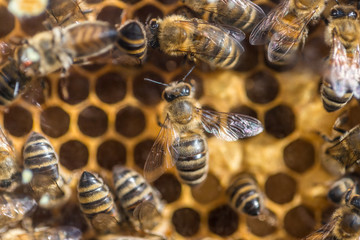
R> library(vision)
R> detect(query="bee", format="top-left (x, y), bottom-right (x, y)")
top-left (249, 0), bottom-right (327, 64)
top-left (45, 0), bottom-right (88, 27)
top-left (321, 5), bottom-right (360, 112)
top-left (15, 20), bottom-right (118, 77)
top-left (182, 0), bottom-right (265, 33)
top-left (227, 173), bottom-right (264, 216)
top-left (328, 173), bottom-right (360, 205)
top-left (0, 125), bottom-right (21, 191)
top-left (0, 193), bottom-right (37, 229)
top-left (77, 171), bottom-right (122, 233)
top-left (7, 0), bottom-right (48, 18)
top-left (112, 165), bottom-right (163, 230)
top-left (23, 131), bottom-right (70, 209)
top-left (1, 226), bottom-right (82, 240)
top-left (115, 20), bottom-right (147, 64)
top-left (148, 15), bottom-right (245, 69)
top-left (144, 71), bottom-right (264, 185)
top-left (303, 188), bottom-right (360, 240)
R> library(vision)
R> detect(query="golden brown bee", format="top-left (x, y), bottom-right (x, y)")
top-left (0, 125), bottom-right (20, 191)
top-left (148, 15), bottom-right (245, 69)
top-left (112, 165), bottom-right (162, 230)
top-left (321, 5), bottom-right (360, 112)
top-left (1, 226), bottom-right (82, 240)
top-left (303, 188), bottom-right (360, 240)
top-left (227, 173), bottom-right (264, 216)
top-left (328, 173), bottom-right (360, 205)
top-left (250, 0), bottom-right (327, 64)
top-left (7, 0), bottom-right (48, 18)
top-left (77, 171), bottom-right (122, 233)
top-left (23, 132), bottom-right (70, 209)
top-left (45, 0), bottom-right (88, 27)
top-left (0, 193), bottom-right (37, 229)
top-left (115, 20), bottom-right (148, 63)
top-left (15, 20), bottom-right (118, 77)
top-left (182, 0), bottom-right (265, 33)
top-left (144, 73), bottom-right (263, 185)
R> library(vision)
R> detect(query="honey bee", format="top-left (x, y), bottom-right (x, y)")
top-left (303, 188), bottom-right (360, 240)
top-left (0, 193), bottom-right (36, 229)
top-left (77, 171), bottom-right (122, 233)
top-left (182, 0), bottom-right (265, 33)
top-left (227, 173), bottom-right (264, 216)
top-left (148, 15), bottom-right (245, 69)
top-left (7, 0), bottom-right (48, 18)
top-left (0, 125), bottom-right (21, 191)
top-left (23, 131), bottom-right (71, 209)
top-left (249, 0), bottom-right (327, 64)
top-left (112, 165), bottom-right (163, 230)
top-left (328, 173), bottom-right (360, 205)
top-left (45, 0), bottom-right (88, 27)
top-left (321, 5), bottom-right (360, 112)
top-left (1, 226), bottom-right (82, 240)
top-left (144, 72), bottom-right (264, 185)
top-left (15, 20), bottom-right (118, 77)
top-left (115, 20), bottom-right (147, 64)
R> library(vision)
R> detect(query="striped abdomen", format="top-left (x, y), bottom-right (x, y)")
top-left (64, 21), bottom-right (118, 58)
top-left (173, 132), bottom-right (208, 186)
top-left (113, 166), bottom-right (157, 218)
top-left (267, 13), bottom-right (304, 65)
top-left (321, 82), bottom-right (353, 112)
top-left (116, 20), bottom-right (147, 62)
top-left (195, 23), bottom-right (242, 69)
top-left (227, 174), bottom-right (263, 216)
top-left (78, 171), bottom-right (120, 220)
top-left (23, 132), bottom-right (59, 181)
top-left (0, 60), bottom-right (31, 106)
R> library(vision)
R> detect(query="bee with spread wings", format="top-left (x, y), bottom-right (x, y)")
top-left (144, 71), bottom-right (264, 185)
top-left (182, 0), bottom-right (265, 33)
top-left (148, 15), bottom-right (246, 69)
top-left (321, 5), bottom-right (360, 112)
top-left (249, 0), bottom-right (327, 65)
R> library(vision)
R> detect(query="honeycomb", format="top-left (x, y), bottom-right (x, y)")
top-left (0, 0), bottom-right (356, 239)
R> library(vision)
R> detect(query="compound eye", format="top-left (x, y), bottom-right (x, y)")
top-left (331, 8), bottom-right (345, 18)
top-left (149, 19), bottom-right (159, 30)
top-left (349, 11), bottom-right (357, 19)
top-left (164, 92), bottom-right (175, 102)
top-left (181, 85), bottom-right (191, 96)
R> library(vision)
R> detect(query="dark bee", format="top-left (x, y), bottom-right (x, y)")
top-left (144, 72), bottom-right (263, 186)
top-left (1, 226), bottom-right (82, 240)
top-left (328, 173), bottom-right (360, 205)
top-left (0, 193), bottom-right (37, 229)
top-left (112, 165), bottom-right (162, 230)
top-left (23, 132), bottom-right (70, 209)
top-left (116, 20), bottom-right (147, 63)
top-left (148, 15), bottom-right (245, 69)
top-left (227, 173), bottom-right (264, 216)
top-left (77, 171), bottom-right (121, 233)
top-left (0, 125), bottom-right (20, 191)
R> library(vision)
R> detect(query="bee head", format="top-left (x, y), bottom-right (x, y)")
top-left (15, 45), bottom-right (40, 77)
top-left (148, 18), bottom-right (160, 48)
top-left (330, 6), bottom-right (358, 20)
top-left (162, 82), bottom-right (192, 102)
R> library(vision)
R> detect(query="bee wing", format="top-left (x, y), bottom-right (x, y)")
top-left (195, 108), bottom-right (264, 141)
top-left (144, 116), bottom-right (180, 183)
top-left (30, 174), bottom-right (65, 199)
top-left (249, 0), bottom-right (290, 45)
top-left (0, 125), bottom-right (15, 158)
top-left (36, 226), bottom-right (82, 240)
top-left (133, 201), bottom-right (162, 230)
top-left (302, 216), bottom-right (338, 239)
top-left (91, 213), bottom-right (120, 232)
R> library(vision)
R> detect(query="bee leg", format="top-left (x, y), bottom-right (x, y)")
top-left (317, 131), bottom-right (341, 143)
top-left (157, 115), bottom-right (167, 128)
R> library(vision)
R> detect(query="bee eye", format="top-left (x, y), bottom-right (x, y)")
top-left (181, 86), bottom-right (190, 96)
top-left (164, 92), bottom-right (175, 102)
top-left (331, 8), bottom-right (346, 18)
top-left (349, 11), bottom-right (357, 19)
top-left (150, 20), bottom-right (159, 30)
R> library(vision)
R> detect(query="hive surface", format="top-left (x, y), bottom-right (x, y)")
top-left (0, 0), bottom-right (354, 239)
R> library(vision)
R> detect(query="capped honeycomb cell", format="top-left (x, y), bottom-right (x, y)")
top-left (4, 105), bottom-right (33, 137)
top-left (246, 70), bottom-right (279, 104)
top-left (96, 71), bottom-right (126, 104)
top-left (19, 13), bottom-right (46, 36)
top-left (133, 71), bottom-right (164, 106)
top-left (78, 105), bottom-right (108, 137)
top-left (134, 138), bottom-right (154, 169)
top-left (153, 173), bottom-right (181, 203)
top-left (22, 77), bottom-right (50, 106)
top-left (59, 72), bottom-right (89, 105)
top-left (96, 5), bottom-right (123, 25)
top-left (191, 173), bottom-right (222, 204)
top-left (246, 209), bottom-right (278, 237)
top-left (265, 173), bottom-right (297, 204)
top-left (0, 6), bottom-right (15, 37)
top-left (40, 106), bottom-right (70, 138)
top-left (115, 106), bottom-right (146, 138)
top-left (133, 5), bottom-right (163, 23)
top-left (284, 205), bottom-right (316, 238)
top-left (97, 139), bottom-right (126, 170)
top-left (59, 140), bottom-right (89, 170)
top-left (172, 207), bottom-right (201, 237)
top-left (265, 104), bottom-right (296, 138)
top-left (283, 138), bottom-right (315, 173)
top-left (230, 105), bottom-right (258, 119)
top-left (208, 204), bottom-right (239, 237)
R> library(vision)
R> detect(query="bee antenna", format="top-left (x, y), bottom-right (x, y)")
top-left (179, 65), bottom-right (196, 82)
top-left (145, 14), bottom-right (153, 26)
top-left (334, 0), bottom-right (339, 4)
top-left (144, 78), bottom-right (169, 86)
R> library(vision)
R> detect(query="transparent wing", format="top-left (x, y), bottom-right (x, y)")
top-left (249, 0), bottom-right (290, 45)
top-left (267, 9), bottom-right (316, 62)
top-left (35, 226), bottom-right (82, 240)
top-left (196, 108), bottom-right (264, 141)
top-left (91, 213), bottom-right (121, 233)
top-left (325, 34), bottom-right (353, 97)
top-left (302, 216), bottom-right (338, 240)
top-left (30, 174), bottom-right (65, 199)
top-left (349, 46), bottom-right (360, 99)
top-left (0, 125), bottom-right (15, 159)
top-left (144, 116), bottom-right (179, 183)
top-left (133, 201), bottom-right (162, 230)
